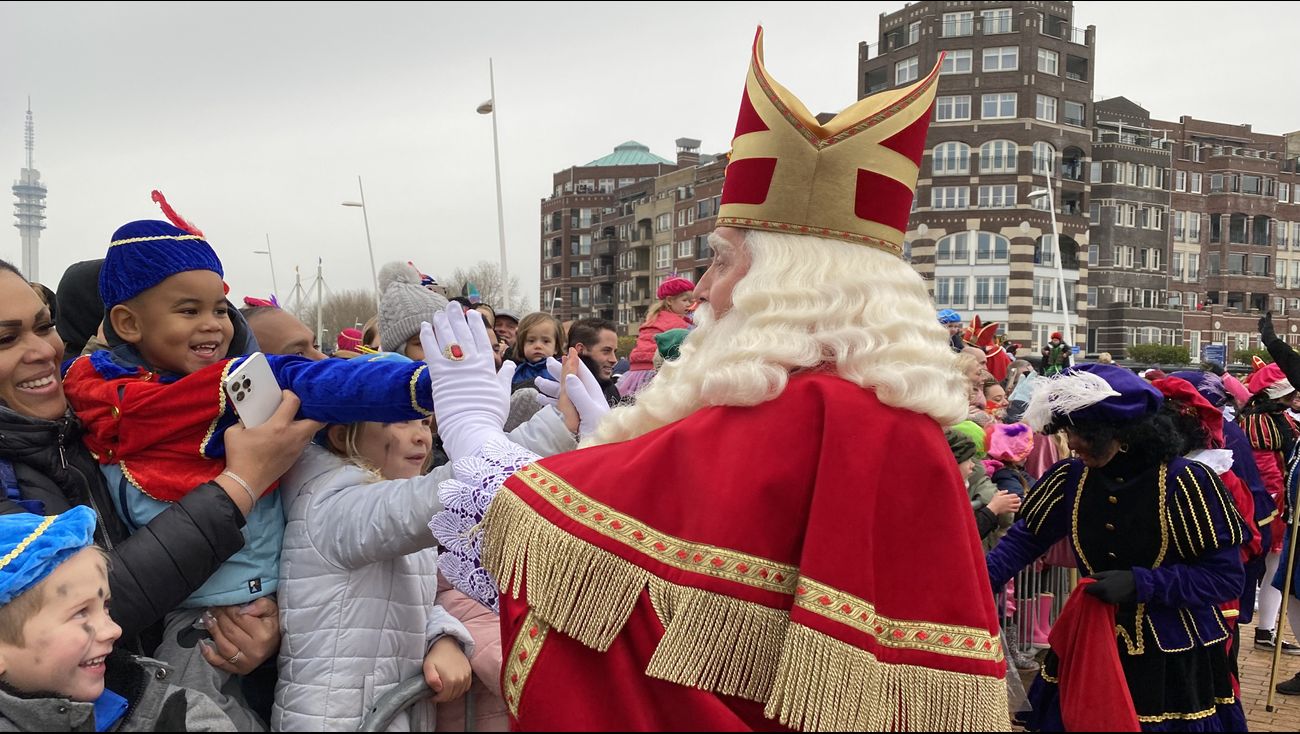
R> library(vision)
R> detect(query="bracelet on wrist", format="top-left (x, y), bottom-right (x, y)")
top-left (220, 469), bottom-right (260, 505)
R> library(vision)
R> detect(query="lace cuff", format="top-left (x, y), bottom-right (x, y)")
top-left (429, 438), bottom-right (540, 612)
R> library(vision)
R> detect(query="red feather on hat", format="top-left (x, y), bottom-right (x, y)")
top-left (151, 190), bottom-right (205, 238)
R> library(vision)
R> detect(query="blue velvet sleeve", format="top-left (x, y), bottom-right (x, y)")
top-left (987, 521), bottom-right (1058, 590)
top-left (1132, 545), bottom-right (1244, 609)
top-left (986, 459), bottom-right (1076, 589)
top-left (259, 355), bottom-right (433, 424)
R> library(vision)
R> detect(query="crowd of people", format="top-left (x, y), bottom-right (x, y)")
top-left (0, 25), bottom-right (1297, 734)
top-left (945, 307), bottom-right (1300, 729)
top-left (0, 196), bottom-right (705, 731)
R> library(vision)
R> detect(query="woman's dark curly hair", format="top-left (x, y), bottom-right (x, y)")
top-left (1056, 402), bottom-right (1186, 464)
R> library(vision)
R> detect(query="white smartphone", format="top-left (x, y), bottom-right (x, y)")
top-left (223, 352), bottom-right (283, 428)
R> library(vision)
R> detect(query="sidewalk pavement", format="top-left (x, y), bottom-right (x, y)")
top-left (1241, 623), bottom-right (1300, 732)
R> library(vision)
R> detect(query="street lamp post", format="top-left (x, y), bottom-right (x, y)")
top-left (253, 233), bottom-right (279, 299)
top-left (342, 175), bottom-right (380, 312)
top-left (477, 59), bottom-right (510, 309)
top-left (1029, 169), bottom-right (1074, 358)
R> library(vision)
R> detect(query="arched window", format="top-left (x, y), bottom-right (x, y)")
top-left (935, 232), bottom-right (970, 264)
top-left (932, 142), bottom-right (971, 175)
top-left (974, 232), bottom-right (1010, 263)
top-left (979, 140), bottom-right (1018, 173)
top-left (1032, 142), bottom-right (1056, 176)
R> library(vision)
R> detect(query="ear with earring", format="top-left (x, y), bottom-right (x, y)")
top-left (1117, 442), bottom-right (1130, 454)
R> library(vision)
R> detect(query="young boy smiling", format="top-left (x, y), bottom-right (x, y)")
top-left (60, 193), bottom-right (444, 727)
top-left (0, 506), bottom-right (234, 731)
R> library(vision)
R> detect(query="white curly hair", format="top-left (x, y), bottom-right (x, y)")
top-left (587, 229), bottom-right (968, 446)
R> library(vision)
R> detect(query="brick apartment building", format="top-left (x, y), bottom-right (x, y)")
top-left (539, 140), bottom-right (725, 332)
top-left (1160, 118), bottom-right (1300, 357)
top-left (860, 0), bottom-right (1095, 350)
top-left (541, 1), bottom-right (1300, 361)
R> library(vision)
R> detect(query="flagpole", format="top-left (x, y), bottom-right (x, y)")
top-left (488, 59), bottom-right (510, 308)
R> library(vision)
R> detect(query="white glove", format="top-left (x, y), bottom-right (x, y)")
top-left (533, 356), bottom-right (611, 439)
top-left (420, 302), bottom-right (516, 461)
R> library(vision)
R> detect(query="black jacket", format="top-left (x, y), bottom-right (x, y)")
top-left (0, 406), bottom-right (246, 647)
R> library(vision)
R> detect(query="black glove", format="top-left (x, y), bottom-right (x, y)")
top-left (1260, 311), bottom-right (1278, 346)
top-left (1084, 570), bottom-right (1137, 605)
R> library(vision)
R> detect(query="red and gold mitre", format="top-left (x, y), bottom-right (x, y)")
top-left (717, 27), bottom-right (942, 256)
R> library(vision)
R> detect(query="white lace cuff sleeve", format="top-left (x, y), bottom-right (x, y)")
top-left (429, 437), bottom-right (540, 612)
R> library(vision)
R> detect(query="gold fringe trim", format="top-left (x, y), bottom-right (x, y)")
top-left (485, 489), bottom-right (647, 651)
top-left (766, 624), bottom-right (1010, 732)
top-left (644, 577), bottom-right (789, 701)
top-left (486, 490), bottom-right (789, 700)
top-left (486, 489), bottom-right (1010, 732)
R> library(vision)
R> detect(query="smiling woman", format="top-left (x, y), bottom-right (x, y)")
top-left (0, 258), bottom-right (316, 658)
top-left (0, 264), bottom-right (65, 420)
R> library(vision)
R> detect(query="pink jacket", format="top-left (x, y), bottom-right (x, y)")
top-left (628, 310), bottom-right (691, 370)
top-left (435, 574), bottom-right (509, 732)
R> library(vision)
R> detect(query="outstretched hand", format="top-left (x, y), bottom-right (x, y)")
top-left (1260, 311), bottom-right (1278, 346)
top-left (418, 302), bottom-right (511, 460)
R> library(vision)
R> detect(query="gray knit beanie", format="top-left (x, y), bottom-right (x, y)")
top-left (378, 261), bottom-right (449, 352)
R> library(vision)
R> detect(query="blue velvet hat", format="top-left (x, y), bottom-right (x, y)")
top-left (0, 506), bottom-right (97, 606)
top-left (1170, 370), bottom-right (1228, 408)
top-left (100, 191), bottom-right (223, 307)
top-left (937, 309), bottom-right (962, 325)
top-left (1024, 363), bottom-right (1163, 432)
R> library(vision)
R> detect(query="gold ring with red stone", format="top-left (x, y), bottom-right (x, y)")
top-left (443, 344), bottom-right (466, 361)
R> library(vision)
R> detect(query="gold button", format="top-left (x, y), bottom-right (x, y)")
top-left (1105, 523), bottom-right (1116, 531)
top-left (1108, 496), bottom-right (1118, 504)
top-left (111, 406), bottom-right (121, 419)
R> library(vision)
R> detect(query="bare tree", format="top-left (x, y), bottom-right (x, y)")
top-left (293, 289), bottom-right (376, 351)
top-left (442, 261), bottom-right (531, 313)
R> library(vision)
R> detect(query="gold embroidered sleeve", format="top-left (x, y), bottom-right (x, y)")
top-left (1168, 463), bottom-right (1246, 560)
top-left (1021, 460), bottom-right (1072, 536)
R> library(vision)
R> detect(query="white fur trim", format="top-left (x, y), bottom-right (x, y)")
top-left (1265, 379), bottom-right (1295, 400)
top-left (1186, 448), bottom-right (1234, 476)
top-left (1023, 370), bottom-right (1121, 433)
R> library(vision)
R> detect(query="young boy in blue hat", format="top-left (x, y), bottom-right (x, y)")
top-left (60, 193), bottom-right (445, 728)
top-left (0, 507), bottom-right (234, 731)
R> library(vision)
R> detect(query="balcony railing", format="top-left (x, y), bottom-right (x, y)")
top-left (1042, 24), bottom-right (1089, 45)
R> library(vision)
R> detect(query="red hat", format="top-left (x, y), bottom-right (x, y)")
top-left (657, 277), bottom-right (695, 300)
top-left (1246, 356), bottom-right (1293, 399)
top-left (1050, 332), bottom-right (1063, 342)
top-left (337, 327), bottom-right (362, 352)
top-left (1152, 377), bottom-right (1224, 448)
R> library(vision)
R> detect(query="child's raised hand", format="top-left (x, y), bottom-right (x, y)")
top-left (423, 637), bottom-right (473, 703)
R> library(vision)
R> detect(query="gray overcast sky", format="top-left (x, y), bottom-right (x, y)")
top-left (2, 1), bottom-right (1297, 309)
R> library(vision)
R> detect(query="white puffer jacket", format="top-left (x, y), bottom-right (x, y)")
top-left (274, 408), bottom-right (577, 732)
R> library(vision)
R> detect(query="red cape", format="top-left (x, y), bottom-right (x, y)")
top-left (63, 355), bottom-right (238, 502)
top-left (1047, 579), bottom-right (1140, 732)
top-left (484, 372), bottom-right (1007, 731)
